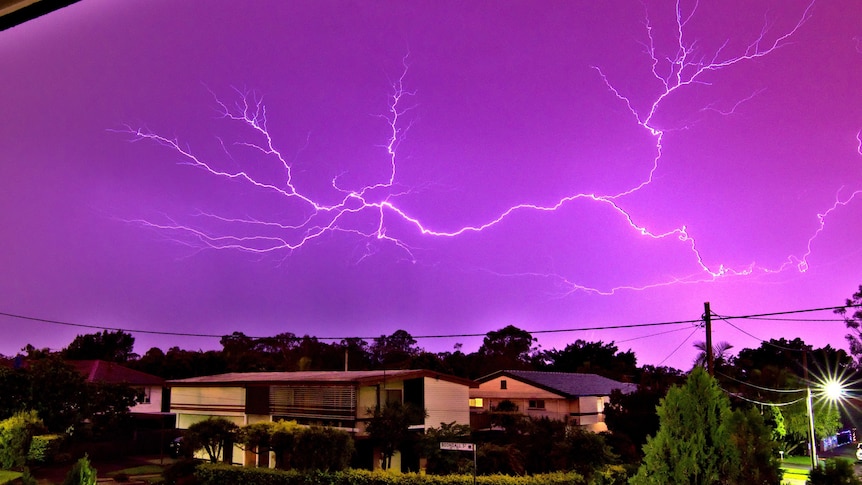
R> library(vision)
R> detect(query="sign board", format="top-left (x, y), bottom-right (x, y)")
top-left (440, 442), bottom-right (475, 451)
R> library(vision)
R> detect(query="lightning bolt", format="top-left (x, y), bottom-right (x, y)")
top-left (121, 1), bottom-right (857, 296)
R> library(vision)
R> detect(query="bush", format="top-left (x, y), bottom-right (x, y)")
top-left (161, 458), bottom-right (200, 485)
top-left (292, 426), bottom-right (354, 471)
top-left (0, 411), bottom-right (45, 470)
top-left (62, 454), bottom-right (97, 485)
top-left (27, 433), bottom-right (66, 464)
top-left (194, 464), bottom-right (589, 485)
top-left (808, 458), bottom-right (861, 485)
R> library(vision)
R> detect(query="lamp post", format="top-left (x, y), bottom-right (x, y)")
top-left (807, 378), bottom-right (846, 470)
top-left (806, 386), bottom-right (817, 469)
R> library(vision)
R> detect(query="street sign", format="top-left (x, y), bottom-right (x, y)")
top-left (440, 442), bottom-right (475, 451)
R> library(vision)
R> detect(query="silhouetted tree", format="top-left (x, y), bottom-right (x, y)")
top-left (370, 330), bottom-right (421, 369)
top-left (0, 367), bottom-right (29, 420)
top-left (365, 401), bottom-right (425, 470)
top-left (540, 339), bottom-right (637, 381)
top-left (604, 387), bottom-right (663, 460)
top-left (26, 356), bottom-right (88, 431)
top-left (837, 284), bottom-right (862, 360)
top-left (476, 325), bottom-right (536, 377)
top-left (220, 332), bottom-right (265, 372)
top-left (134, 347), bottom-right (226, 379)
top-left (692, 340), bottom-right (734, 371)
top-left (62, 330), bottom-right (137, 363)
top-left (338, 337), bottom-right (373, 371)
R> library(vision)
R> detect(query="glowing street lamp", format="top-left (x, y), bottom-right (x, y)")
top-left (823, 379), bottom-right (846, 401)
top-left (807, 378), bottom-right (847, 470)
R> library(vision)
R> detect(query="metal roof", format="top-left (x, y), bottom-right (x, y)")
top-left (168, 369), bottom-right (477, 388)
top-left (477, 370), bottom-right (636, 397)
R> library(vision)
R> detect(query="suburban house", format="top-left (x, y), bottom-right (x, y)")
top-left (166, 369), bottom-right (477, 471)
top-left (469, 370), bottom-right (636, 432)
top-left (69, 359), bottom-right (166, 414)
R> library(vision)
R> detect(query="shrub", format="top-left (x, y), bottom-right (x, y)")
top-left (292, 426), bottom-right (354, 471)
top-left (194, 464), bottom-right (589, 485)
top-left (62, 454), bottom-right (98, 485)
top-left (0, 411), bottom-right (45, 469)
top-left (185, 417), bottom-right (239, 464)
top-left (27, 433), bottom-right (66, 464)
top-left (161, 458), bottom-right (199, 485)
top-left (808, 458), bottom-right (861, 485)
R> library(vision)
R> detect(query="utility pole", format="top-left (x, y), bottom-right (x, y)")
top-left (704, 302), bottom-right (714, 376)
top-left (803, 348), bottom-right (818, 469)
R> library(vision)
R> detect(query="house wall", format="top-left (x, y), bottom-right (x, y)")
top-left (470, 376), bottom-right (568, 420)
top-left (171, 386), bottom-right (246, 416)
top-left (130, 386), bottom-right (162, 414)
top-left (356, 380), bottom-right (407, 434)
top-left (576, 396), bottom-right (610, 432)
top-left (171, 386), bottom-right (247, 465)
top-left (424, 377), bottom-right (470, 428)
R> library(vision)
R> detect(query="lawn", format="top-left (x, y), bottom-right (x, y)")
top-left (106, 464), bottom-right (165, 476)
top-left (780, 455), bottom-right (812, 484)
top-left (0, 470), bottom-right (22, 485)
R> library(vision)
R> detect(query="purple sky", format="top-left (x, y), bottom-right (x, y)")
top-left (2, 0), bottom-right (861, 370)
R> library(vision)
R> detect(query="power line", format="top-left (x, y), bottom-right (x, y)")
top-left (0, 309), bottom-right (698, 341)
top-left (657, 327), bottom-right (700, 366)
top-left (616, 326), bottom-right (693, 344)
top-left (715, 371), bottom-right (805, 394)
top-left (720, 388), bottom-right (806, 407)
top-left (716, 304), bottom-right (859, 321)
top-left (0, 302), bottom-right (857, 344)
top-left (713, 313), bottom-right (817, 352)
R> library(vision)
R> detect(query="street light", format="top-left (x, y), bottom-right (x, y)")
top-left (807, 378), bottom-right (847, 470)
top-left (806, 386), bottom-right (817, 469)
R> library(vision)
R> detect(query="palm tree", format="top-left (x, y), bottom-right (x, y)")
top-left (692, 341), bottom-right (734, 370)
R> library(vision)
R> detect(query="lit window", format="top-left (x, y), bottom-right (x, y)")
top-left (469, 398), bottom-right (484, 408)
top-left (500, 380), bottom-right (507, 390)
top-left (528, 399), bottom-right (545, 409)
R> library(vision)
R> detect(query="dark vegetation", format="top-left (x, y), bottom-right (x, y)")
top-left (0, 285), bottom-right (861, 482)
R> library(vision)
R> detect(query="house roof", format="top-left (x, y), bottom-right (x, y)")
top-left (69, 360), bottom-right (164, 386)
top-left (0, 0), bottom-right (81, 31)
top-left (477, 370), bottom-right (636, 398)
top-left (167, 369), bottom-right (477, 388)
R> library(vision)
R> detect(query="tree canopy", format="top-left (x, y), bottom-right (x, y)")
top-left (632, 367), bottom-right (740, 485)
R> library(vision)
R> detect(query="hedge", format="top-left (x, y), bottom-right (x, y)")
top-left (27, 434), bottom-right (65, 464)
top-left (195, 464), bottom-right (600, 485)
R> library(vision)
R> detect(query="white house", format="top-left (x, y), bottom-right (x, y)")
top-left (167, 369), bottom-right (476, 471)
top-left (470, 370), bottom-right (636, 432)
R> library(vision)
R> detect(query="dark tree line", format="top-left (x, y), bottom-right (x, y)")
top-left (11, 324), bottom-right (638, 382)
top-left (0, 355), bottom-right (138, 435)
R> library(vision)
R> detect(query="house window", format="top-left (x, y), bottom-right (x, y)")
top-left (500, 380), bottom-right (507, 390)
top-left (135, 387), bottom-right (151, 404)
top-left (469, 398), bottom-right (484, 408)
top-left (528, 399), bottom-right (545, 410)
